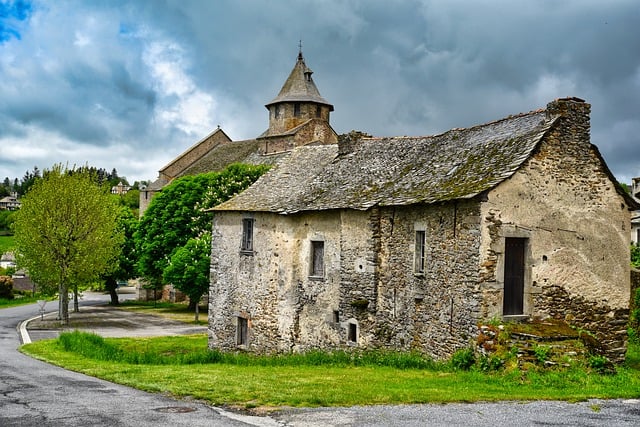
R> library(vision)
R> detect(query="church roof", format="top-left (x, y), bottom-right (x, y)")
top-left (265, 51), bottom-right (333, 111)
top-left (214, 108), bottom-right (557, 214)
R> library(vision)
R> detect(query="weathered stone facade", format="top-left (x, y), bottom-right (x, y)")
top-left (209, 97), bottom-right (638, 363)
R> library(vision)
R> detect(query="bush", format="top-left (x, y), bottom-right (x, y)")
top-left (0, 275), bottom-right (14, 299)
top-left (450, 348), bottom-right (476, 371)
top-left (534, 345), bottom-right (551, 363)
top-left (588, 354), bottom-right (615, 375)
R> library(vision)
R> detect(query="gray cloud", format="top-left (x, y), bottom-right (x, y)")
top-left (0, 0), bottom-right (638, 184)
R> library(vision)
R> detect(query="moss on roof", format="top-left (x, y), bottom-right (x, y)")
top-left (215, 110), bottom-right (556, 214)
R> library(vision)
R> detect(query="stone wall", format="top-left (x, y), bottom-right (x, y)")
top-left (209, 210), bottom-right (344, 353)
top-left (478, 98), bottom-right (632, 363)
top-left (160, 129), bottom-right (230, 180)
top-left (373, 201), bottom-right (483, 360)
top-left (266, 102), bottom-right (331, 136)
top-left (533, 285), bottom-right (628, 363)
top-left (259, 119), bottom-right (337, 154)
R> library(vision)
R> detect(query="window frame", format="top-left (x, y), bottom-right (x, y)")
top-left (414, 230), bottom-right (426, 275)
top-left (241, 217), bottom-right (255, 254)
top-left (309, 240), bottom-right (325, 279)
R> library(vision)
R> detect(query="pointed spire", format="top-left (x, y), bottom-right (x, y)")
top-left (266, 46), bottom-right (333, 111)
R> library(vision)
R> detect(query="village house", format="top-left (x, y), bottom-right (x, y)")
top-left (0, 192), bottom-right (20, 210)
top-left (206, 54), bottom-right (638, 364)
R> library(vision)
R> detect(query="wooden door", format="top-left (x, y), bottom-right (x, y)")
top-left (503, 238), bottom-right (525, 315)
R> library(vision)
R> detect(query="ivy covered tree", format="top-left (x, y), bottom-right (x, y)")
top-left (13, 165), bottom-right (123, 324)
top-left (163, 233), bottom-right (211, 321)
top-left (135, 163), bottom-right (269, 301)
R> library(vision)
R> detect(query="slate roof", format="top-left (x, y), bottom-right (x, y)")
top-left (215, 109), bottom-right (558, 214)
top-left (265, 52), bottom-right (333, 110)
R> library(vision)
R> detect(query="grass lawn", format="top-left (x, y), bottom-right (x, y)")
top-left (117, 300), bottom-right (207, 325)
top-left (0, 294), bottom-right (46, 308)
top-left (21, 332), bottom-right (640, 410)
top-left (0, 234), bottom-right (15, 254)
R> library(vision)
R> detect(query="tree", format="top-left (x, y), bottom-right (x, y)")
top-left (103, 206), bottom-right (139, 305)
top-left (13, 165), bottom-right (123, 324)
top-left (163, 233), bottom-right (211, 321)
top-left (632, 243), bottom-right (640, 269)
top-left (135, 163), bottom-right (269, 299)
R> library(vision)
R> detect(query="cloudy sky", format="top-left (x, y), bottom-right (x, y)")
top-left (1, 0), bottom-right (639, 185)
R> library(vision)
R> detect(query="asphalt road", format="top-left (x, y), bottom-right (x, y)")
top-left (0, 293), bottom-right (276, 427)
top-left (1, 293), bottom-right (640, 426)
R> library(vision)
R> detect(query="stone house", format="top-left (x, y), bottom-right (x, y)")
top-left (140, 50), bottom-right (337, 216)
top-left (208, 96), bottom-right (638, 363)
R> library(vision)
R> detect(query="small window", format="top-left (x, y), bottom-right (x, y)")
top-left (237, 316), bottom-right (248, 345)
top-left (316, 104), bottom-right (321, 118)
top-left (310, 240), bottom-right (324, 277)
top-left (332, 310), bottom-right (340, 323)
top-left (348, 323), bottom-right (357, 343)
top-left (294, 102), bottom-right (301, 117)
top-left (274, 104), bottom-right (281, 119)
top-left (414, 230), bottom-right (426, 274)
top-left (241, 218), bottom-right (254, 253)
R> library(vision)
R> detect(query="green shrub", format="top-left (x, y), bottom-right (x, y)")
top-left (0, 275), bottom-right (14, 299)
top-left (588, 354), bottom-right (615, 375)
top-left (450, 348), bottom-right (476, 371)
top-left (478, 355), bottom-right (504, 372)
top-left (534, 345), bottom-right (551, 363)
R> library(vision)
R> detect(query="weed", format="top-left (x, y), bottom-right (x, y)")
top-left (534, 345), bottom-right (551, 364)
top-left (450, 348), bottom-right (476, 371)
top-left (588, 355), bottom-right (615, 375)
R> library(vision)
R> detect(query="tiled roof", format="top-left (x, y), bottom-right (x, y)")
top-left (181, 140), bottom-right (273, 176)
top-left (215, 109), bottom-right (556, 214)
top-left (266, 52), bottom-right (333, 110)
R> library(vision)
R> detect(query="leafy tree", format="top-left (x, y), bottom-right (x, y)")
top-left (103, 206), bottom-right (139, 305)
top-left (0, 211), bottom-right (15, 233)
top-left (632, 243), bottom-right (640, 269)
top-left (163, 233), bottom-right (211, 320)
top-left (13, 165), bottom-right (123, 324)
top-left (135, 163), bottom-right (269, 298)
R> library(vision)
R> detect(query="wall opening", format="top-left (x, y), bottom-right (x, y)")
top-left (236, 316), bottom-right (248, 346)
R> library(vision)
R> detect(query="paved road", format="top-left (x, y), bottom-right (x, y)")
top-left (2, 292), bottom-right (640, 426)
top-left (0, 293), bottom-right (276, 427)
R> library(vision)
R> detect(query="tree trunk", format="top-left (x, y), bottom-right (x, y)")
top-left (194, 301), bottom-right (199, 323)
top-left (73, 285), bottom-right (79, 313)
top-left (59, 283), bottom-right (69, 325)
top-left (105, 277), bottom-right (119, 305)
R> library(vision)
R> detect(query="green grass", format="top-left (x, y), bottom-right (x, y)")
top-left (0, 234), bottom-right (15, 254)
top-left (0, 294), bottom-right (44, 308)
top-left (117, 300), bottom-right (207, 325)
top-left (21, 332), bottom-right (640, 410)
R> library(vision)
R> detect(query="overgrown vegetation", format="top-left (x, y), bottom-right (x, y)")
top-left (632, 243), bottom-right (640, 269)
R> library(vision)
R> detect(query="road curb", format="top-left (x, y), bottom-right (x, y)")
top-left (18, 311), bottom-right (57, 345)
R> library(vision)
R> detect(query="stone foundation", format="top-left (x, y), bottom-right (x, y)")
top-left (534, 284), bottom-right (628, 364)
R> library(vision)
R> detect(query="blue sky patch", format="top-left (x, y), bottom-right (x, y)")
top-left (0, 0), bottom-right (32, 42)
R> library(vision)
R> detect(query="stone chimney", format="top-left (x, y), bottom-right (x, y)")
top-left (337, 130), bottom-right (371, 155)
top-left (545, 97), bottom-right (591, 145)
